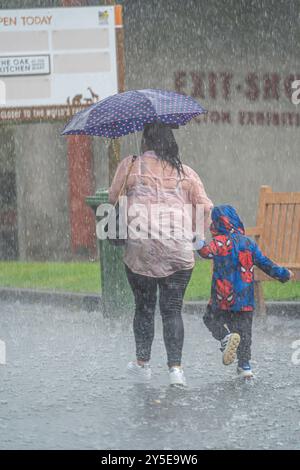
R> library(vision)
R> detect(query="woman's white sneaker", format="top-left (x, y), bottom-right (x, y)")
top-left (127, 361), bottom-right (151, 382)
top-left (221, 332), bottom-right (241, 365)
top-left (169, 366), bottom-right (187, 387)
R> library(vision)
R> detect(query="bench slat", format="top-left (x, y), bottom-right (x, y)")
top-left (264, 193), bottom-right (300, 204)
top-left (283, 204), bottom-right (295, 261)
top-left (275, 204), bottom-right (287, 262)
top-left (290, 204), bottom-right (299, 263)
top-left (296, 210), bottom-right (300, 260)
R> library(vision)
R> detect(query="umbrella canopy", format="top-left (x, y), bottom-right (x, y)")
top-left (61, 88), bottom-right (207, 138)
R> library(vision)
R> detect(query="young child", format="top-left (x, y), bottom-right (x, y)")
top-left (197, 205), bottom-right (293, 378)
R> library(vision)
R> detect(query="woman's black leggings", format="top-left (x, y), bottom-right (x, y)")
top-left (125, 265), bottom-right (192, 368)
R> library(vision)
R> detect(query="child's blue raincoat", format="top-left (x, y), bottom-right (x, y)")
top-left (198, 205), bottom-right (290, 312)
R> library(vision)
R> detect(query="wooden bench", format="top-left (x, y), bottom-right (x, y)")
top-left (246, 185), bottom-right (300, 314)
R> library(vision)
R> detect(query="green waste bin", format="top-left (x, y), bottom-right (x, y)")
top-left (86, 188), bottom-right (134, 316)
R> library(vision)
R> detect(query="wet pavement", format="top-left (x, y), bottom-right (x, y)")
top-left (0, 300), bottom-right (299, 450)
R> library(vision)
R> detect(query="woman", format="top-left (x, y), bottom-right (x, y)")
top-left (109, 123), bottom-right (213, 386)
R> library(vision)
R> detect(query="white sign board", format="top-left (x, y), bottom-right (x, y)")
top-left (0, 6), bottom-right (118, 110)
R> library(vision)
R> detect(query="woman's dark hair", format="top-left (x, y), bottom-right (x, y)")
top-left (141, 122), bottom-right (184, 175)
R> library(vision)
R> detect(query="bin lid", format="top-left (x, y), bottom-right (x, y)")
top-left (85, 188), bottom-right (109, 208)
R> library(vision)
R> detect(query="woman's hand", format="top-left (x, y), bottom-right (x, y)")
top-left (192, 235), bottom-right (205, 251)
top-left (288, 269), bottom-right (295, 280)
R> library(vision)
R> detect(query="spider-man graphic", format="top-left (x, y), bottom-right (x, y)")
top-left (214, 235), bottom-right (232, 256)
top-left (199, 235), bottom-right (232, 258)
top-left (216, 279), bottom-right (234, 309)
top-left (239, 251), bottom-right (254, 283)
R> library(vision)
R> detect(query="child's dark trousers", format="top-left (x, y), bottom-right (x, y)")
top-left (203, 305), bottom-right (253, 365)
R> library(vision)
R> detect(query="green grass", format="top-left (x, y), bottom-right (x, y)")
top-left (186, 260), bottom-right (211, 300)
top-left (0, 262), bottom-right (101, 294)
top-left (0, 260), bottom-right (299, 301)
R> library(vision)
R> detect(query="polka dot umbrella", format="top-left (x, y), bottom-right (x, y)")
top-left (61, 88), bottom-right (207, 138)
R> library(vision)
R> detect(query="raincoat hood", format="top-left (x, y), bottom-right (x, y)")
top-left (210, 205), bottom-right (245, 236)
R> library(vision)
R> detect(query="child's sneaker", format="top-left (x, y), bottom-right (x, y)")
top-left (127, 361), bottom-right (151, 382)
top-left (169, 366), bottom-right (187, 387)
top-left (237, 362), bottom-right (254, 378)
top-left (220, 333), bottom-right (240, 365)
